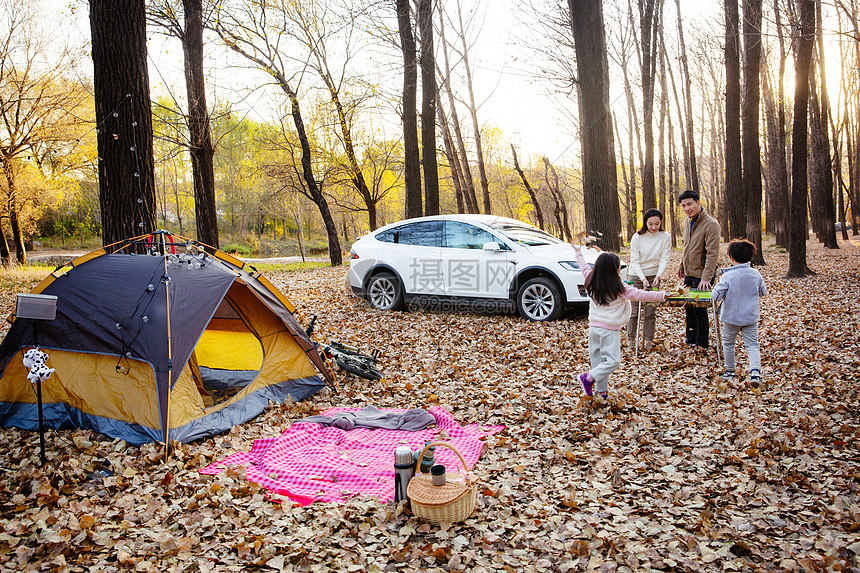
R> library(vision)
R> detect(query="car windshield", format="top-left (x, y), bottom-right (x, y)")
top-left (489, 222), bottom-right (565, 246)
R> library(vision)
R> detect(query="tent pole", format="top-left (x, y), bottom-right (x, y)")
top-left (163, 256), bottom-right (172, 461)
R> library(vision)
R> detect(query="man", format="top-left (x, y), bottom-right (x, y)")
top-left (676, 189), bottom-right (721, 348)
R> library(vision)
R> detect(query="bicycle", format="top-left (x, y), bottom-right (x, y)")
top-left (305, 316), bottom-right (384, 381)
top-left (322, 341), bottom-right (384, 381)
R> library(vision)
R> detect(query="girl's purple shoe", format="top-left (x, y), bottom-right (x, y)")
top-left (579, 373), bottom-right (593, 396)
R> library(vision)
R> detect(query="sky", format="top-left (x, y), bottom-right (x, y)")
top-left (42, 0), bottom-right (588, 164)
top-left (37, 0), bottom-right (848, 171)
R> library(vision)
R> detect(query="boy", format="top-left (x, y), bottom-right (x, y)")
top-left (712, 239), bottom-right (767, 384)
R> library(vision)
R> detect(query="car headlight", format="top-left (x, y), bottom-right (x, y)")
top-left (559, 261), bottom-right (580, 271)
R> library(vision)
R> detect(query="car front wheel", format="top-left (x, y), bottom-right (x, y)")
top-left (367, 272), bottom-right (404, 311)
top-left (517, 277), bottom-right (563, 321)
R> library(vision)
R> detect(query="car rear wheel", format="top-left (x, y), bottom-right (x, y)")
top-left (367, 272), bottom-right (404, 311)
top-left (517, 277), bottom-right (563, 321)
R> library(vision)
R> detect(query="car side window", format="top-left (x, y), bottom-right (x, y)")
top-left (396, 221), bottom-right (442, 247)
top-left (444, 221), bottom-right (507, 250)
top-left (375, 229), bottom-right (395, 243)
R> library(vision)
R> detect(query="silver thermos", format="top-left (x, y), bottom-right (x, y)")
top-left (394, 446), bottom-right (415, 503)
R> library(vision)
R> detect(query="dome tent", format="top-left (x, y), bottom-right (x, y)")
top-left (0, 231), bottom-right (334, 445)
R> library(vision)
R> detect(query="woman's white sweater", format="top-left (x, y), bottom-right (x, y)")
top-left (629, 231), bottom-right (671, 281)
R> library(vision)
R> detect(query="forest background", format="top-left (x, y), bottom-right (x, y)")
top-left (0, 0), bottom-right (858, 268)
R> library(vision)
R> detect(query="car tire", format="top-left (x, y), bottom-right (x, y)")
top-left (367, 272), bottom-right (404, 311)
top-left (517, 277), bottom-right (564, 321)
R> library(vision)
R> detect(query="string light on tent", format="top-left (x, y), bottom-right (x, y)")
top-left (113, 264), bottom-right (164, 374)
top-left (92, 93), bottom-right (149, 235)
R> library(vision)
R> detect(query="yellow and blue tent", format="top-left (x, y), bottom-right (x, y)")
top-left (0, 231), bottom-right (333, 445)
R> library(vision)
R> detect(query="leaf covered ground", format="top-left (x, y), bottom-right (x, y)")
top-left (1, 237), bottom-right (859, 572)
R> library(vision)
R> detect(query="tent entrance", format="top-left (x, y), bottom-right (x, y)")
top-left (192, 298), bottom-right (263, 406)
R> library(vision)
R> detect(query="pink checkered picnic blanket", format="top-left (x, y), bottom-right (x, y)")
top-left (200, 406), bottom-right (504, 505)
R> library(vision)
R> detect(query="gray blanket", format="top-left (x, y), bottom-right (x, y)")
top-left (302, 405), bottom-right (436, 431)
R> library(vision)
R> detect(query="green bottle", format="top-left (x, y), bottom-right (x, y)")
top-left (414, 441), bottom-right (436, 473)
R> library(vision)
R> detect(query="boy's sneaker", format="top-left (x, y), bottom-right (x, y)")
top-left (750, 369), bottom-right (762, 386)
top-left (579, 373), bottom-right (593, 396)
top-left (722, 369), bottom-right (736, 381)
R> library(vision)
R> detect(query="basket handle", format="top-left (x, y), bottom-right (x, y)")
top-left (415, 441), bottom-right (469, 479)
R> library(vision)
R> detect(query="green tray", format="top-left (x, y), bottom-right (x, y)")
top-left (665, 290), bottom-right (713, 301)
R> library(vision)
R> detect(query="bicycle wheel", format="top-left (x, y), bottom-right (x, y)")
top-left (336, 357), bottom-right (384, 381)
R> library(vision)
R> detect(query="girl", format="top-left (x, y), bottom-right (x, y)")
top-left (574, 245), bottom-right (666, 399)
top-left (627, 208), bottom-right (672, 350)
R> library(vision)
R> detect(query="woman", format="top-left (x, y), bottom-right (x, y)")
top-left (627, 208), bottom-right (672, 350)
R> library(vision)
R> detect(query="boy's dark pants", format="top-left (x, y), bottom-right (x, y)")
top-left (684, 276), bottom-right (710, 348)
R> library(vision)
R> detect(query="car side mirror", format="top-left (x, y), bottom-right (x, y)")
top-left (482, 241), bottom-right (502, 252)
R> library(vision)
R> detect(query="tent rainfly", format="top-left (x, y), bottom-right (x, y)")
top-left (0, 231), bottom-right (334, 445)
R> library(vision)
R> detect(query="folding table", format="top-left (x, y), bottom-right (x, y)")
top-left (634, 290), bottom-right (722, 363)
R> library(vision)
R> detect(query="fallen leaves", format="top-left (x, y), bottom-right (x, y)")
top-left (0, 237), bottom-right (859, 571)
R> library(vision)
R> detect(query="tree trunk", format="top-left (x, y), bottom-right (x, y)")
top-left (543, 164), bottom-right (564, 239)
top-left (366, 199), bottom-right (378, 232)
top-left (182, 0), bottom-right (218, 248)
top-left (0, 215), bottom-right (9, 266)
top-left (437, 97), bottom-right (467, 214)
top-left (542, 157), bottom-right (573, 242)
top-left (762, 60), bottom-right (788, 247)
top-left (613, 112), bottom-right (635, 241)
top-left (788, 0), bottom-right (815, 277)
top-left (438, 11), bottom-right (479, 214)
top-left (639, 0), bottom-right (660, 211)
top-left (622, 2), bottom-right (645, 170)
top-left (172, 163), bottom-right (184, 235)
top-left (847, 107), bottom-right (858, 238)
top-left (674, 0), bottom-right (699, 192)
top-left (449, 101), bottom-right (479, 214)
top-left (418, 0), bottom-right (439, 216)
top-left (742, 0), bottom-right (764, 264)
top-left (768, 0), bottom-right (791, 246)
top-left (834, 108), bottom-right (849, 241)
top-left (294, 204), bottom-right (306, 262)
top-left (9, 205), bottom-right (25, 265)
top-left (570, 0), bottom-right (622, 251)
top-left (808, 65), bottom-right (828, 241)
top-left (813, 0), bottom-right (838, 248)
top-left (2, 162), bottom-right (25, 265)
top-left (716, 88), bottom-right (729, 237)
top-left (669, 120), bottom-right (679, 247)
top-left (663, 34), bottom-right (687, 194)
top-left (454, 0), bottom-right (491, 213)
top-left (627, 106), bottom-right (638, 240)
top-left (321, 74), bottom-right (378, 231)
top-left (855, 21), bottom-right (860, 237)
top-left (657, 30), bottom-right (668, 223)
top-left (708, 94), bottom-right (717, 218)
top-left (216, 19), bottom-right (343, 265)
top-left (289, 91), bottom-right (342, 265)
top-left (90, 0), bottom-right (157, 247)
top-left (619, 22), bottom-right (640, 238)
top-left (396, 0), bottom-right (422, 219)
top-left (724, 0), bottom-right (744, 240)
top-left (511, 145), bottom-right (544, 230)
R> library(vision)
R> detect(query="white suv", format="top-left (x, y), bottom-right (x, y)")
top-left (347, 215), bottom-right (620, 321)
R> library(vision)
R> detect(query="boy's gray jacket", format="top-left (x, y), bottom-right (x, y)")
top-left (712, 262), bottom-right (767, 326)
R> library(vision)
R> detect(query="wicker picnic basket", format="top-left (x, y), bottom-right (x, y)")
top-left (407, 441), bottom-right (477, 524)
